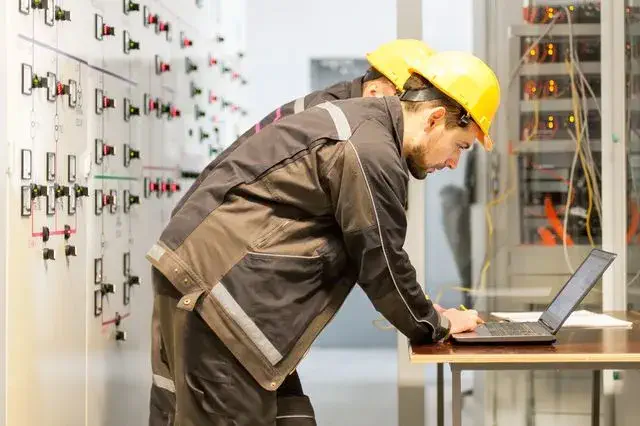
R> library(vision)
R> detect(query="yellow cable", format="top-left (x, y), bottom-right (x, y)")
top-left (566, 57), bottom-right (596, 246)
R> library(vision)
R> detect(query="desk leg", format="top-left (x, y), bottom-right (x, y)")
top-left (452, 364), bottom-right (462, 426)
top-left (438, 363), bottom-right (444, 426)
top-left (592, 370), bottom-right (601, 426)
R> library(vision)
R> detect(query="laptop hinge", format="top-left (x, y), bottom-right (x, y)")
top-left (538, 318), bottom-right (553, 333)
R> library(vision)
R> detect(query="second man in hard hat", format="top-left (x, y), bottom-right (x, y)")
top-left (147, 50), bottom-right (500, 425)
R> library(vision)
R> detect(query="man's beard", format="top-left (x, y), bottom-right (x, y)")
top-left (406, 142), bottom-right (429, 180)
top-left (407, 156), bottom-right (428, 180)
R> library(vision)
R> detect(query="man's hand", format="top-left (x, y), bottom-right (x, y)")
top-left (433, 303), bottom-right (446, 314)
top-left (441, 308), bottom-right (484, 334)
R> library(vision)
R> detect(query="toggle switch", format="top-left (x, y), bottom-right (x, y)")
top-left (102, 95), bottom-right (115, 109)
top-left (216, 35), bottom-right (225, 43)
top-left (124, 190), bottom-right (140, 213)
top-left (123, 31), bottom-right (140, 54)
top-left (101, 283), bottom-right (115, 294)
top-left (65, 245), bottom-right (77, 257)
top-left (167, 179), bottom-right (181, 194)
top-left (185, 58), bottom-right (198, 74)
top-left (241, 78), bottom-right (248, 86)
top-left (124, 0), bottom-right (140, 14)
top-left (209, 90), bottom-right (218, 104)
top-left (221, 65), bottom-right (231, 74)
top-left (64, 224), bottom-right (72, 240)
top-left (161, 103), bottom-right (181, 119)
top-left (102, 193), bottom-right (114, 207)
top-left (180, 31), bottom-right (193, 47)
top-left (54, 6), bottom-right (70, 21)
top-left (209, 145), bottom-right (220, 157)
top-left (56, 81), bottom-right (70, 96)
top-left (32, 73), bottom-right (48, 89)
top-left (43, 248), bottom-right (55, 261)
top-left (195, 105), bottom-right (205, 120)
top-left (31, 183), bottom-right (47, 199)
top-left (115, 330), bottom-right (127, 341)
top-left (124, 98), bottom-right (140, 121)
top-left (221, 99), bottom-right (231, 109)
top-left (96, 139), bottom-right (115, 165)
top-left (54, 183), bottom-right (69, 198)
top-left (74, 184), bottom-right (89, 198)
top-left (199, 128), bottom-right (210, 142)
top-left (102, 23), bottom-right (115, 37)
top-left (157, 20), bottom-right (170, 33)
top-left (123, 144), bottom-right (140, 167)
top-left (32, 0), bottom-right (48, 10)
top-left (155, 55), bottom-right (171, 74)
top-left (190, 82), bottom-right (202, 97)
top-left (42, 226), bottom-right (50, 242)
top-left (128, 275), bottom-right (140, 286)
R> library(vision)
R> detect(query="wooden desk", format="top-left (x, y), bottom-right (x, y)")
top-left (410, 312), bottom-right (640, 426)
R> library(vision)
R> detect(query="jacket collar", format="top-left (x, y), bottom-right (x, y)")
top-left (383, 96), bottom-right (405, 155)
top-left (351, 76), bottom-right (364, 98)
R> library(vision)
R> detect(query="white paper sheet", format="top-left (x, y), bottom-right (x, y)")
top-left (490, 310), bottom-right (633, 328)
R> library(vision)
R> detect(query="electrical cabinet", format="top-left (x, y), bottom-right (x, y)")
top-left (0, 1), bottom-right (248, 425)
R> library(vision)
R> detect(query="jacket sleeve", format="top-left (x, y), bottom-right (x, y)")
top-left (325, 124), bottom-right (451, 344)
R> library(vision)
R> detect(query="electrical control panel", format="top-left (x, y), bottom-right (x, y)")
top-left (512, 2), bottom-right (607, 246)
top-left (0, 1), bottom-right (248, 425)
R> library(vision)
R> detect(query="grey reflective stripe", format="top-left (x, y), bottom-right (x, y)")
top-left (152, 374), bottom-right (176, 393)
top-left (293, 97), bottom-right (305, 114)
top-left (211, 282), bottom-right (283, 365)
top-left (345, 141), bottom-right (436, 333)
top-left (276, 415), bottom-right (315, 419)
top-left (147, 244), bottom-right (166, 262)
top-left (317, 102), bottom-right (352, 140)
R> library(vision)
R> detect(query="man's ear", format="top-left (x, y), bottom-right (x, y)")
top-left (426, 106), bottom-right (446, 130)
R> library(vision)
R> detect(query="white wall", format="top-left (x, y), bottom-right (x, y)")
top-left (245, 0), bottom-right (397, 123)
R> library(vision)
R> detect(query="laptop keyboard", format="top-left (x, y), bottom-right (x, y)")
top-left (484, 322), bottom-right (546, 336)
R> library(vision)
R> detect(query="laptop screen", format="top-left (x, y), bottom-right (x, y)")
top-left (539, 249), bottom-right (616, 334)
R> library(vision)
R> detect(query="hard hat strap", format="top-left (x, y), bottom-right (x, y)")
top-left (400, 88), bottom-right (473, 128)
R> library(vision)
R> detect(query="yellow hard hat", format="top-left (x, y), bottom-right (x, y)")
top-left (365, 39), bottom-right (436, 91)
top-left (402, 51), bottom-right (501, 151)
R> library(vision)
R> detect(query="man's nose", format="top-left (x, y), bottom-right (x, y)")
top-left (445, 157), bottom-right (459, 170)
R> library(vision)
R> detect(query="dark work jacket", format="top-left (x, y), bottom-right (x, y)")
top-left (172, 77), bottom-right (364, 216)
top-left (147, 96), bottom-right (450, 391)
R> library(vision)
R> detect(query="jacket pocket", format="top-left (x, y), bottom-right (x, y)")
top-left (214, 251), bottom-right (330, 363)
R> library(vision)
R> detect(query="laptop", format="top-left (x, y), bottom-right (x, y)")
top-left (451, 248), bottom-right (617, 344)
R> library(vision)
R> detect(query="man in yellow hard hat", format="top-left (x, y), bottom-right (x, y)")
top-left (152, 38), bottom-right (436, 425)
top-left (146, 49), bottom-right (500, 425)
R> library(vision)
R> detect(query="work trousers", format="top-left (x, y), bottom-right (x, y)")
top-left (149, 267), bottom-right (317, 426)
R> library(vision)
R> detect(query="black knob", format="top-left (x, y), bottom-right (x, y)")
top-left (115, 330), bottom-right (127, 341)
top-left (32, 74), bottom-right (47, 89)
top-left (74, 184), bottom-right (89, 197)
top-left (129, 194), bottom-right (140, 205)
top-left (32, 0), bottom-right (47, 10)
top-left (55, 6), bottom-right (71, 21)
top-left (43, 248), bottom-right (55, 260)
top-left (199, 129), bottom-right (210, 141)
top-left (216, 35), bottom-right (225, 43)
top-left (65, 245), bottom-right (77, 257)
top-left (126, 1), bottom-right (140, 12)
top-left (55, 183), bottom-right (69, 198)
top-left (195, 105), bottom-right (205, 118)
top-left (129, 148), bottom-right (140, 160)
top-left (42, 226), bottom-right (50, 242)
top-left (64, 224), bottom-right (72, 240)
top-left (129, 104), bottom-right (140, 116)
top-left (101, 283), bottom-right (115, 294)
top-left (128, 276), bottom-right (140, 285)
top-left (31, 183), bottom-right (47, 198)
